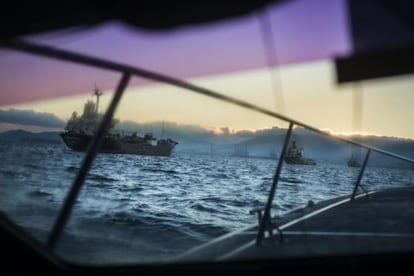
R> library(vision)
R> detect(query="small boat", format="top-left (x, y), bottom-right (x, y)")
top-left (284, 140), bottom-right (316, 165)
top-left (60, 87), bottom-right (178, 156)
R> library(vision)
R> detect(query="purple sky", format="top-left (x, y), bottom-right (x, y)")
top-left (0, 0), bottom-right (350, 106)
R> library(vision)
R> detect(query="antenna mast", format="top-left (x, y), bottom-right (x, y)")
top-left (93, 84), bottom-right (103, 113)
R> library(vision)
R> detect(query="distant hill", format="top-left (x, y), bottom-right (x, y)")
top-left (0, 109), bottom-right (65, 128)
top-left (235, 127), bottom-right (414, 167)
top-left (1, 125), bottom-right (413, 167)
top-left (0, 129), bottom-right (61, 144)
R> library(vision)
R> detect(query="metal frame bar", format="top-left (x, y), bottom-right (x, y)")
top-left (256, 122), bottom-right (293, 245)
top-left (1, 39), bottom-right (411, 164)
top-left (351, 149), bottom-right (371, 201)
top-left (46, 73), bottom-right (131, 249)
top-left (1, 39), bottom-right (414, 249)
top-left (1, 39), bottom-right (413, 164)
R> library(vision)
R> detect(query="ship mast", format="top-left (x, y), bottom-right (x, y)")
top-left (93, 84), bottom-right (103, 113)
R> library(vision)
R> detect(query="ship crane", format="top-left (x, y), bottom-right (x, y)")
top-left (92, 84), bottom-right (103, 113)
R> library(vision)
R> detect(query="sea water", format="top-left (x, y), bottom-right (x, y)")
top-left (0, 141), bottom-right (412, 264)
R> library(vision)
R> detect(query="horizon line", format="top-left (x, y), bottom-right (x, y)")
top-left (1, 122), bottom-right (413, 141)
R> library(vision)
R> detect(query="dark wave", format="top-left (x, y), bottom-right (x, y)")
top-left (0, 169), bottom-right (17, 177)
top-left (200, 196), bottom-right (226, 204)
top-left (28, 190), bottom-right (53, 197)
top-left (0, 169), bottom-right (32, 179)
top-left (23, 163), bottom-right (44, 170)
top-left (141, 168), bottom-right (179, 174)
top-left (65, 166), bottom-right (79, 172)
top-left (190, 203), bottom-right (221, 213)
top-left (229, 198), bottom-right (250, 207)
top-left (103, 211), bottom-right (143, 225)
top-left (88, 182), bottom-right (113, 189)
top-left (87, 173), bottom-right (117, 182)
top-left (280, 202), bottom-right (295, 210)
top-left (207, 173), bottom-right (231, 179)
top-left (177, 222), bottom-right (228, 241)
top-left (280, 176), bottom-right (303, 184)
top-left (2, 142), bottom-right (410, 263)
top-left (117, 186), bottom-right (143, 192)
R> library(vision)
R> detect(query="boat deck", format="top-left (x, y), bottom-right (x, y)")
top-left (175, 186), bottom-right (414, 262)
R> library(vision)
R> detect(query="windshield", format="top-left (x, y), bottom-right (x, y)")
top-left (1, 0), bottom-right (414, 270)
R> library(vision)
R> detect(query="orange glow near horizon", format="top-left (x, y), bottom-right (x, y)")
top-left (1, 60), bottom-right (414, 140)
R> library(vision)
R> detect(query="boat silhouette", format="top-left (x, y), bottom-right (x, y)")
top-left (60, 87), bottom-right (178, 156)
top-left (284, 140), bottom-right (316, 165)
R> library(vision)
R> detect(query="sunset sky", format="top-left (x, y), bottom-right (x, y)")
top-left (1, 0), bottom-right (413, 139)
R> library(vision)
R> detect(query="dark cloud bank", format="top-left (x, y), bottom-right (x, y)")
top-left (0, 109), bottom-right (65, 128)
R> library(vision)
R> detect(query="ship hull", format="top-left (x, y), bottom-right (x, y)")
top-left (284, 156), bottom-right (316, 165)
top-left (60, 132), bottom-right (176, 156)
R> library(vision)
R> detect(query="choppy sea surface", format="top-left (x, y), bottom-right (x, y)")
top-left (0, 141), bottom-right (413, 264)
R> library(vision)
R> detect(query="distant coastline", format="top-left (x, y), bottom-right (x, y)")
top-left (1, 127), bottom-right (413, 168)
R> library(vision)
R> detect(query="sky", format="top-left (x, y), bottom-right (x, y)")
top-left (0, 0), bottom-right (413, 139)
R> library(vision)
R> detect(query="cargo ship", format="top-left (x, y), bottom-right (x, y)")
top-left (60, 87), bottom-right (178, 156)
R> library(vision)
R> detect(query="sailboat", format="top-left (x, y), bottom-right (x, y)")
top-left (1, 1), bottom-right (414, 275)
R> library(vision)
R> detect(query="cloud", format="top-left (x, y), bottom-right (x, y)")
top-left (0, 109), bottom-right (65, 128)
top-left (219, 127), bottom-right (230, 135)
